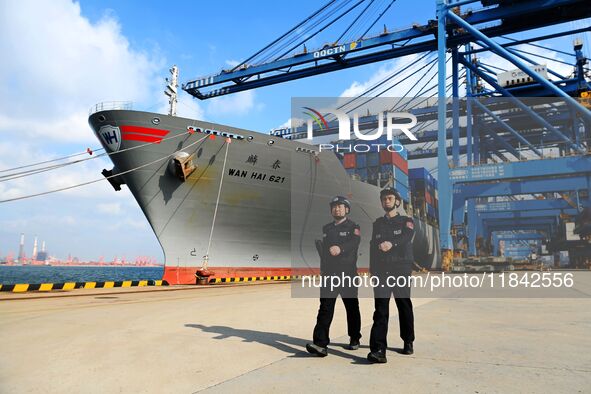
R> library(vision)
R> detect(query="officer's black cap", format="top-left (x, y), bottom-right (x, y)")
top-left (380, 187), bottom-right (401, 200)
top-left (330, 195), bottom-right (351, 211)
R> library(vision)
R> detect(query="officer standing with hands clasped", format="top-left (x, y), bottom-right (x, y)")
top-left (306, 196), bottom-right (362, 357)
top-left (367, 187), bottom-right (415, 364)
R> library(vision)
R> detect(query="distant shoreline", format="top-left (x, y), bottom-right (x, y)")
top-left (0, 264), bottom-right (164, 268)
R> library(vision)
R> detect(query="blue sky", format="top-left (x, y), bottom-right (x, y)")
top-left (0, 0), bottom-right (588, 263)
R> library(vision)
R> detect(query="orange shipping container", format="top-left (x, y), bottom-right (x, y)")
top-left (379, 149), bottom-right (392, 164)
top-left (391, 151), bottom-right (408, 175)
top-left (343, 153), bottom-right (356, 169)
top-left (380, 151), bottom-right (408, 174)
top-left (425, 191), bottom-right (433, 205)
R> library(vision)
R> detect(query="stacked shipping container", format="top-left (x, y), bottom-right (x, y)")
top-left (339, 136), bottom-right (409, 201)
top-left (409, 167), bottom-right (439, 222)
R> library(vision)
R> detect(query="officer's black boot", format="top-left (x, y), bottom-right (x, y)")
top-left (402, 341), bottom-right (413, 355)
top-left (347, 338), bottom-right (360, 350)
top-left (306, 343), bottom-right (328, 357)
top-left (367, 351), bottom-right (387, 363)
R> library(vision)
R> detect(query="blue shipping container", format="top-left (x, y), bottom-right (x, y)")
top-left (367, 166), bottom-right (379, 180)
top-left (377, 135), bottom-right (401, 144)
top-left (409, 167), bottom-right (429, 180)
top-left (367, 152), bottom-right (380, 167)
top-left (356, 168), bottom-right (367, 180)
top-left (379, 164), bottom-right (393, 176)
top-left (375, 135), bottom-right (407, 159)
top-left (395, 181), bottom-right (409, 201)
top-left (355, 153), bottom-right (366, 168)
top-left (426, 203), bottom-right (436, 218)
top-left (398, 146), bottom-right (408, 160)
top-left (409, 167), bottom-right (435, 188)
top-left (394, 167), bottom-right (409, 187)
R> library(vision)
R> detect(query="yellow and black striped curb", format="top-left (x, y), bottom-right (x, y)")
top-left (0, 280), bottom-right (168, 293)
top-left (209, 275), bottom-right (302, 284)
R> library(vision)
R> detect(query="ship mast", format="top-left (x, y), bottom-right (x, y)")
top-left (165, 65), bottom-right (179, 116)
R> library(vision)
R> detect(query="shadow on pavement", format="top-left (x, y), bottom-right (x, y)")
top-left (185, 323), bottom-right (368, 363)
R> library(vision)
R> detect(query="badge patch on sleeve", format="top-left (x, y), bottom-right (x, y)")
top-left (354, 228), bottom-right (360, 236)
top-left (406, 221), bottom-right (414, 229)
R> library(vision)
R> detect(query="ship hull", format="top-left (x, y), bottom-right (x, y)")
top-left (89, 110), bottom-right (440, 284)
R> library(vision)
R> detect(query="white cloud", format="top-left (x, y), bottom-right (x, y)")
top-left (157, 93), bottom-right (205, 120)
top-left (97, 202), bottom-right (122, 215)
top-left (61, 216), bottom-right (77, 226)
top-left (0, 136), bottom-right (126, 204)
top-left (0, 112), bottom-right (92, 144)
top-left (477, 44), bottom-right (574, 87)
top-left (0, 184), bottom-right (24, 201)
top-left (106, 217), bottom-right (148, 231)
top-left (0, 1), bottom-right (166, 262)
top-left (0, 0), bottom-right (164, 144)
top-left (275, 117), bottom-right (304, 130)
top-left (206, 90), bottom-right (262, 117)
top-left (339, 42), bottom-right (574, 106)
top-left (340, 53), bottom-right (437, 98)
top-left (177, 95), bottom-right (206, 119)
top-left (225, 59), bottom-right (240, 68)
top-left (0, 142), bottom-right (160, 260)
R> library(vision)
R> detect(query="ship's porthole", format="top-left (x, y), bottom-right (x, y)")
top-left (267, 140), bottom-right (275, 146)
top-left (152, 117), bottom-right (161, 125)
top-left (247, 136), bottom-right (254, 142)
top-left (97, 115), bottom-right (106, 122)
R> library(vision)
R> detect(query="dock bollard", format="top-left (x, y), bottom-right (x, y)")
top-left (195, 269), bottom-right (214, 285)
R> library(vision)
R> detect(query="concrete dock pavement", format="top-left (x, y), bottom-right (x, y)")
top-left (1, 278), bottom-right (590, 393)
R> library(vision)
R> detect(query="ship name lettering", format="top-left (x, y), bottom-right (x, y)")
top-left (251, 172), bottom-right (266, 180)
top-left (269, 175), bottom-right (285, 183)
top-left (228, 168), bottom-right (248, 177)
top-left (227, 169), bottom-right (284, 183)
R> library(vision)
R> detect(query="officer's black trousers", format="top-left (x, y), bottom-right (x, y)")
top-left (313, 295), bottom-right (361, 348)
top-left (369, 295), bottom-right (414, 353)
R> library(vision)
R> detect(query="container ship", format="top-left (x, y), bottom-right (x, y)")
top-left (88, 106), bottom-right (440, 284)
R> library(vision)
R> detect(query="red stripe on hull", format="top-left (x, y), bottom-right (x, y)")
top-left (162, 266), bottom-right (370, 285)
top-left (121, 133), bottom-right (163, 143)
top-left (163, 266), bottom-right (316, 285)
top-left (120, 125), bottom-right (169, 136)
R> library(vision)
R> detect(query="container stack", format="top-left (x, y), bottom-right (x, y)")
top-left (502, 242), bottom-right (534, 260)
top-left (340, 137), bottom-right (409, 201)
top-left (377, 137), bottom-right (409, 201)
top-left (409, 167), bottom-right (438, 221)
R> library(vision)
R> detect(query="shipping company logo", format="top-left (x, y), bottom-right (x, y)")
top-left (98, 125), bottom-right (121, 152)
top-left (303, 107), bottom-right (418, 152)
top-left (312, 41), bottom-right (361, 59)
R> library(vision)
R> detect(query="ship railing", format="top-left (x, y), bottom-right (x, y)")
top-left (89, 101), bottom-right (133, 115)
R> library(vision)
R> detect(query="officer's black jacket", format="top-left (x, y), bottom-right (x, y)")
top-left (369, 214), bottom-right (415, 276)
top-left (320, 218), bottom-right (360, 275)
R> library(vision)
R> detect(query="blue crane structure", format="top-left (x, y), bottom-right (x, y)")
top-left (183, 0), bottom-right (591, 268)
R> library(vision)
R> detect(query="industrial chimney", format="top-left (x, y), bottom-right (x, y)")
top-left (18, 233), bottom-right (25, 265)
top-left (32, 236), bottom-right (38, 261)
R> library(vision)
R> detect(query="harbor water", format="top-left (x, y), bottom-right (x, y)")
top-left (0, 266), bottom-right (164, 285)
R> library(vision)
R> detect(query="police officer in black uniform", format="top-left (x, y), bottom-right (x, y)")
top-left (306, 196), bottom-right (362, 357)
top-left (367, 187), bottom-right (415, 363)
